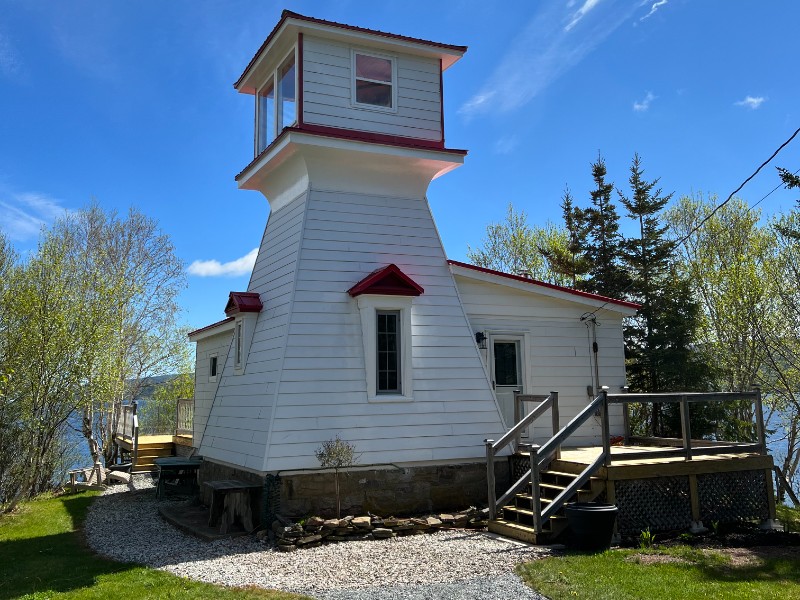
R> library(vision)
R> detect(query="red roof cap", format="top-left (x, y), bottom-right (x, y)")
top-left (235, 10), bottom-right (467, 90)
top-left (225, 291), bottom-right (264, 316)
top-left (447, 260), bottom-right (641, 310)
top-left (348, 264), bottom-right (424, 297)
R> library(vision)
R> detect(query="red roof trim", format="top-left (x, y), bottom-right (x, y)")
top-left (235, 126), bottom-right (467, 181)
top-left (234, 10), bottom-right (467, 89)
top-left (348, 264), bottom-right (424, 297)
top-left (447, 260), bottom-right (641, 310)
top-left (225, 291), bottom-right (264, 316)
top-left (188, 316), bottom-right (235, 339)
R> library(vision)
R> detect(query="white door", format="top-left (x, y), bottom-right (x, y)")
top-left (491, 337), bottom-right (524, 432)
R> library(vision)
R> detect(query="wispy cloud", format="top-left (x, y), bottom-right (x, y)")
top-left (0, 32), bottom-right (22, 78)
top-left (0, 191), bottom-right (69, 241)
top-left (459, 1), bottom-right (639, 118)
top-left (565, 0), bottom-right (603, 32)
top-left (639, 0), bottom-right (668, 22)
top-left (633, 91), bottom-right (656, 112)
top-left (735, 95), bottom-right (766, 110)
top-left (493, 135), bottom-right (519, 155)
top-left (187, 248), bottom-right (258, 277)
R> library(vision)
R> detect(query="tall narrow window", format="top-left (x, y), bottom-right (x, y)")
top-left (278, 53), bottom-right (296, 129)
top-left (209, 355), bottom-right (218, 380)
top-left (257, 79), bottom-right (275, 153)
top-left (376, 311), bottom-right (401, 394)
top-left (235, 320), bottom-right (243, 368)
top-left (354, 52), bottom-right (394, 109)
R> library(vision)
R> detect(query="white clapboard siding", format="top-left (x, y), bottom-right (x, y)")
top-left (259, 187), bottom-right (505, 471)
top-left (302, 36), bottom-right (442, 142)
top-left (454, 275), bottom-right (628, 446)
top-left (192, 329), bottom-right (232, 448)
top-left (198, 192), bottom-right (308, 469)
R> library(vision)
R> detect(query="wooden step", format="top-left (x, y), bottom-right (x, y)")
top-left (488, 519), bottom-right (544, 544)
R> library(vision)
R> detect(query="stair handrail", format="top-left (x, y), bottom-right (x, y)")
top-left (487, 390), bottom-right (611, 530)
top-left (485, 391), bottom-right (558, 520)
top-left (773, 465), bottom-right (800, 506)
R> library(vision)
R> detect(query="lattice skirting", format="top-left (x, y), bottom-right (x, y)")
top-left (697, 470), bottom-right (769, 524)
top-left (615, 476), bottom-right (692, 535)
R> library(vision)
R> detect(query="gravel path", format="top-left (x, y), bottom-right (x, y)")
top-left (85, 476), bottom-right (551, 599)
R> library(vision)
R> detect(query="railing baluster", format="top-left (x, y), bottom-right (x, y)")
top-left (530, 447), bottom-right (542, 533)
top-left (551, 391), bottom-right (560, 460)
top-left (601, 388), bottom-right (611, 466)
top-left (680, 394), bottom-right (693, 460)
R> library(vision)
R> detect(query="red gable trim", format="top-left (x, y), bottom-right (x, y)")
top-left (225, 291), bottom-right (264, 316)
top-left (447, 260), bottom-right (641, 310)
top-left (188, 316), bottom-right (235, 339)
top-left (234, 10), bottom-right (467, 89)
top-left (348, 264), bottom-right (424, 297)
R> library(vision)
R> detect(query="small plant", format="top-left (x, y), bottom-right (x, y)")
top-left (315, 435), bottom-right (360, 518)
top-left (710, 520), bottom-right (720, 535)
top-left (638, 527), bottom-right (656, 549)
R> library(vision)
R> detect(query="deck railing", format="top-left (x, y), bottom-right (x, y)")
top-left (485, 387), bottom-right (767, 533)
top-left (176, 398), bottom-right (194, 437)
top-left (114, 401), bottom-right (139, 471)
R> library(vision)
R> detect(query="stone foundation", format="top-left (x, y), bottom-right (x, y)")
top-left (199, 460), bottom-right (509, 522)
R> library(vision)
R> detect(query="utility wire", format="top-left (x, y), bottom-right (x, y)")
top-left (585, 126), bottom-right (800, 318)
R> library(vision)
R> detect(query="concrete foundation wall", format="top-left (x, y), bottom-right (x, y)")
top-left (199, 459), bottom-right (510, 521)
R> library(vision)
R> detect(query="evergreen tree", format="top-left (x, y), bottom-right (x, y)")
top-left (540, 188), bottom-right (592, 287)
top-left (581, 156), bottom-right (628, 297)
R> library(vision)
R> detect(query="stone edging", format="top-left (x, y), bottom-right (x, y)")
top-left (261, 507), bottom-right (491, 552)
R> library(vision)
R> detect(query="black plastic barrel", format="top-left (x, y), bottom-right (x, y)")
top-left (565, 502), bottom-right (618, 551)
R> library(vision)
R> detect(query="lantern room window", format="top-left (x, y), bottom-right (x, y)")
top-left (352, 51), bottom-right (396, 111)
top-left (255, 49), bottom-right (297, 155)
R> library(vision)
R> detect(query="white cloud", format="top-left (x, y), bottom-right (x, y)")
top-left (493, 135), bottom-right (519, 155)
top-left (639, 0), bottom-right (668, 22)
top-left (187, 248), bottom-right (258, 277)
top-left (0, 32), bottom-right (22, 78)
top-left (735, 96), bottom-right (766, 110)
top-left (0, 191), bottom-right (69, 241)
top-left (633, 91), bottom-right (656, 112)
top-left (459, 1), bottom-right (638, 118)
top-left (565, 0), bottom-right (603, 32)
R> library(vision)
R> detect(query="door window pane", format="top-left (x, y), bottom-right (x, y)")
top-left (494, 342), bottom-right (519, 386)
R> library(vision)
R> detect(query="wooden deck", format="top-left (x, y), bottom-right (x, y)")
top-left (114, 434), bottom-right (194, 472)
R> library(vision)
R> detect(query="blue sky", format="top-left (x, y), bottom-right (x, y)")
top-left (1, 0), bottom-right (798, 331)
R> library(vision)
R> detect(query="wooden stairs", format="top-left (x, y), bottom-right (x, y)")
top-left (488, 455), bottom-right (605, 544)
top-left (115, 435), bottom-right (176, 473)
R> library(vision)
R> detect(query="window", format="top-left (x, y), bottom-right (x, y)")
top-left (255, 49), bottom-right (297, 155)
top-left (376, 311), bottom-right (401, 394)
top-left (356, 296), bottom-right (413, 401)
top-left (352, 51), bottom-right (396, 110)
top-left (209, 354), bottom-right (218, 382)
top-left (235, 320), bottom-right (243, 368)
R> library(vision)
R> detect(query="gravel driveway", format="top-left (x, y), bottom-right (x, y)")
top-left (85, 476), bottom-right (551, 599)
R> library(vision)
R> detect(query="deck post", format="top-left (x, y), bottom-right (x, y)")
top-left (485, 439), bottom-right (496, 520)
top-left (680, 394), bottom-right (693, 460)
top-left (551, 391), bottom-right (561, 459)
top-left (601, 388), bottom-right (611, 466)
top-left (513, 390), bottom-right (521, 451)
top-left (753, 385), bottom-right (766, 455)
top-left (530, 447), bottom-right (542, 533)
top-left (621, 386), bottom-right (630, 444)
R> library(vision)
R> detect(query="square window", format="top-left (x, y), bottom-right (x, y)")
top-left (353, 51), bottom-right (395, 110)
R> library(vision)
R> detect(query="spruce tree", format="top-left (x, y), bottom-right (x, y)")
top-left (581, 155), bottom-right (628, 297)
top-left (540, 188), bottom-right (592, 287)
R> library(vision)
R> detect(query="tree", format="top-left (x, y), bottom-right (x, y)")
top-left (467, 203), bottom-right (571, 285)
top-left (139, 371), bottom-right (194, 436)
top-left (539, 188), bottom-right (592, 287)
top-left (778, 167), bottom-right (800, 190)
top-left (315, 436), bottom-right (360, 518)
top-left (581, 156), bottom-right (629, 297)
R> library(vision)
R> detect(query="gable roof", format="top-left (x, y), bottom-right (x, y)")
top-left (447, 260), bottom-right (641, 313)
top-left (187, 316), bottom-right (235, 341)
top-left (225, 291), bottom-right (264, 316)
top-left (348, 264), bottom-right (424, 297)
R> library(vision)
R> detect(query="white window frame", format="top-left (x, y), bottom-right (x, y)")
top-left (357, 295), bottom-right (413, 402)
top-left (350, 49), bottom-right (398, 114)
top-left (209, 353), bottom-right (218, 383)
top-left (254, 46), bottom-right (298, 156)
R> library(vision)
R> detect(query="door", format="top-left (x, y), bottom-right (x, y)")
top-left (492, 337), bottom-right (524, 431)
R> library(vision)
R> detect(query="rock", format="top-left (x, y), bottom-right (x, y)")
top-left (306, 516), bottom-right (325, 528)
top-left (255, 530), bottom-right (270, 541)
top-left (322, 519), bottom-right (339, 529)
top-left (325, 535), bottom-right (348, 542)
top-left (426, 517), bottom-right (442, 528)
top-left (352, 516), bottom-right (372, 529)
top-left (439, 514), bottom-right (455, 524)
top-left (277, 543), bottom-right (297, 552)
top-left (411, 518), bottom-right (429, 531)
top-left (371, 528), bottom-right (395, 539)
top-left (334, 527), bottom-right (355, 535)
top-left (383, 517), bottom-right (399, 527)
top-left (296, 534), bottom-right (322, 546)
top-left (371, 516), bottom-right (385, 528)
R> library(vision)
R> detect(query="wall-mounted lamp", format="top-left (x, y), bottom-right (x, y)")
top-left (475, 331), bottom-right (487, 349)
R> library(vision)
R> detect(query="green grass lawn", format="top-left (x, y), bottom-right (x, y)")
top-left (0, 492), bottom-right (310, 600)
top-left (517, 543), bottom-right (800, 600)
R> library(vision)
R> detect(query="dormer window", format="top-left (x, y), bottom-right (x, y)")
top-left (256, 49), bottom-right (297, 154)
top-left (352, 51), bottom-right (396, 111)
